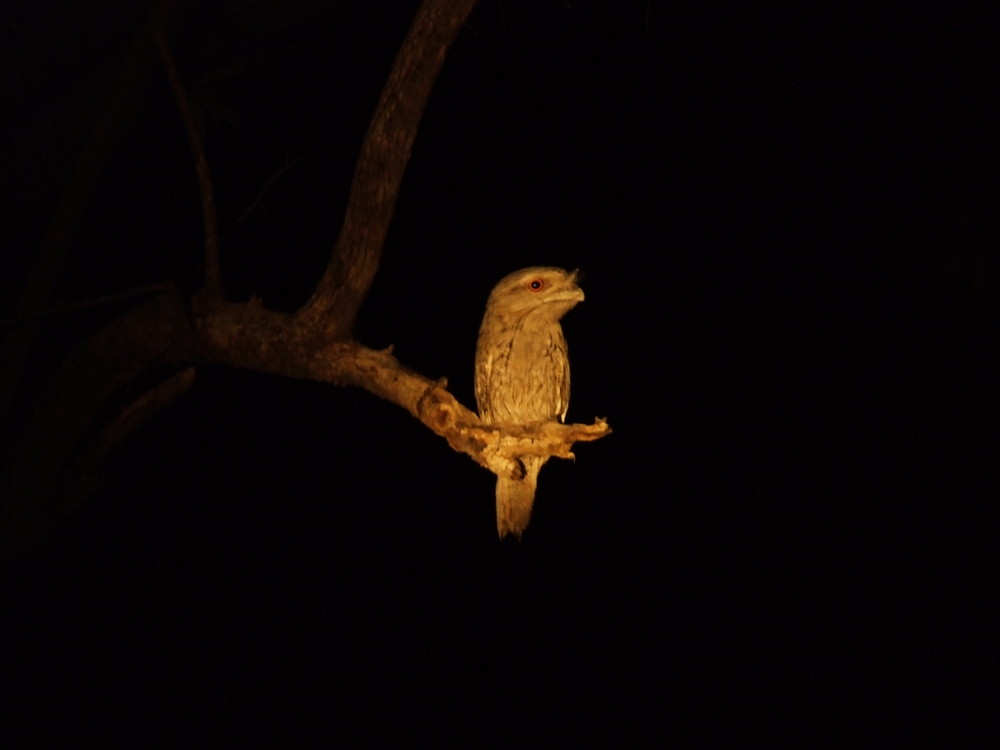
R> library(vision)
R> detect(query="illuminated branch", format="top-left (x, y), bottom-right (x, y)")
top-left (192, 303), bottom-right (611, 474)
top-left (296, 0), bottom-right (479, 337)
top-left (191, 301), bottom-right (611, 475)
top-left (416, 384), bottom-right (612, 479)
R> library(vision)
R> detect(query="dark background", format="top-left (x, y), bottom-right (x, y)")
top-left (5, 0), bottom-right (997, 745)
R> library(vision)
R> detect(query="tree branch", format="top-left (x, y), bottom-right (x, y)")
top-left (190, 303), bottom-right (611, 478)
top-left (296, 0), bottom-right (479, 337)
top-left (153, 29), bottom-right (222, 303)
top-left (2, 288), bottom-right (193, 554)
top-left (70, 366), bottom-right (197, 502)
top-left (416, 384), bottom-right (612, 479)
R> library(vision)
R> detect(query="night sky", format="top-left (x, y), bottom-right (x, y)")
top-left (5, 1), bottom-right (997, 745)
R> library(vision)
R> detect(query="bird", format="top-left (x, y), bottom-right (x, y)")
top-left (474, 267), bottom-right (584, 539)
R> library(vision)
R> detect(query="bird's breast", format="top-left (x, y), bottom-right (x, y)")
top-left (476, 319), bottom-right (570, 425)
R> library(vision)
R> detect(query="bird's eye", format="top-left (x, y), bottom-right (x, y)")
top-left (527, 278), bottom-right (545, 292)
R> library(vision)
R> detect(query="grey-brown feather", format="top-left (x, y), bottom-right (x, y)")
top-left (474, 267), bottom-right (583, 538)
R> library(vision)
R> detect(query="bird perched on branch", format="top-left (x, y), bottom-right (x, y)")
top-left (475, 267), bottom-right (584, 539)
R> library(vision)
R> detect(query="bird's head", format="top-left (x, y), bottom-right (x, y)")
top-left (484, 267), bottom-right (584, 321)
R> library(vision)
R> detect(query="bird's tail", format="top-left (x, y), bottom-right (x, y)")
top-left (495, 456), bottom-right (544, 539)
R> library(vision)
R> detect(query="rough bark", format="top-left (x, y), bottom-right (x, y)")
top-left (296, 0), bottom-right (480, 338)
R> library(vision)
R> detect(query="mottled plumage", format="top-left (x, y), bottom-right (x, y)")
top-left (475, 267), bottom-right (584, 538)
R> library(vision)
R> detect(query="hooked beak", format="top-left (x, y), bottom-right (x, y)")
top-left (569, 268), bottom-right (585, 301)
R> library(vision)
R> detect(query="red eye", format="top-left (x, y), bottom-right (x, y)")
top-left (527, 278), bottom-right (544, 292)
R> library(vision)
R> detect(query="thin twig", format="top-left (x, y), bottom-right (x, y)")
top-left (153, 30), bottom-right (222, 301)
top-left (236, 156), bottom-right (305, 226)
top-left (1, 282), bottom-right (177, 329)
top-left (70, 367), bottom-right (197, 512)
top-left (85, 367), bottom-right (197, 470)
